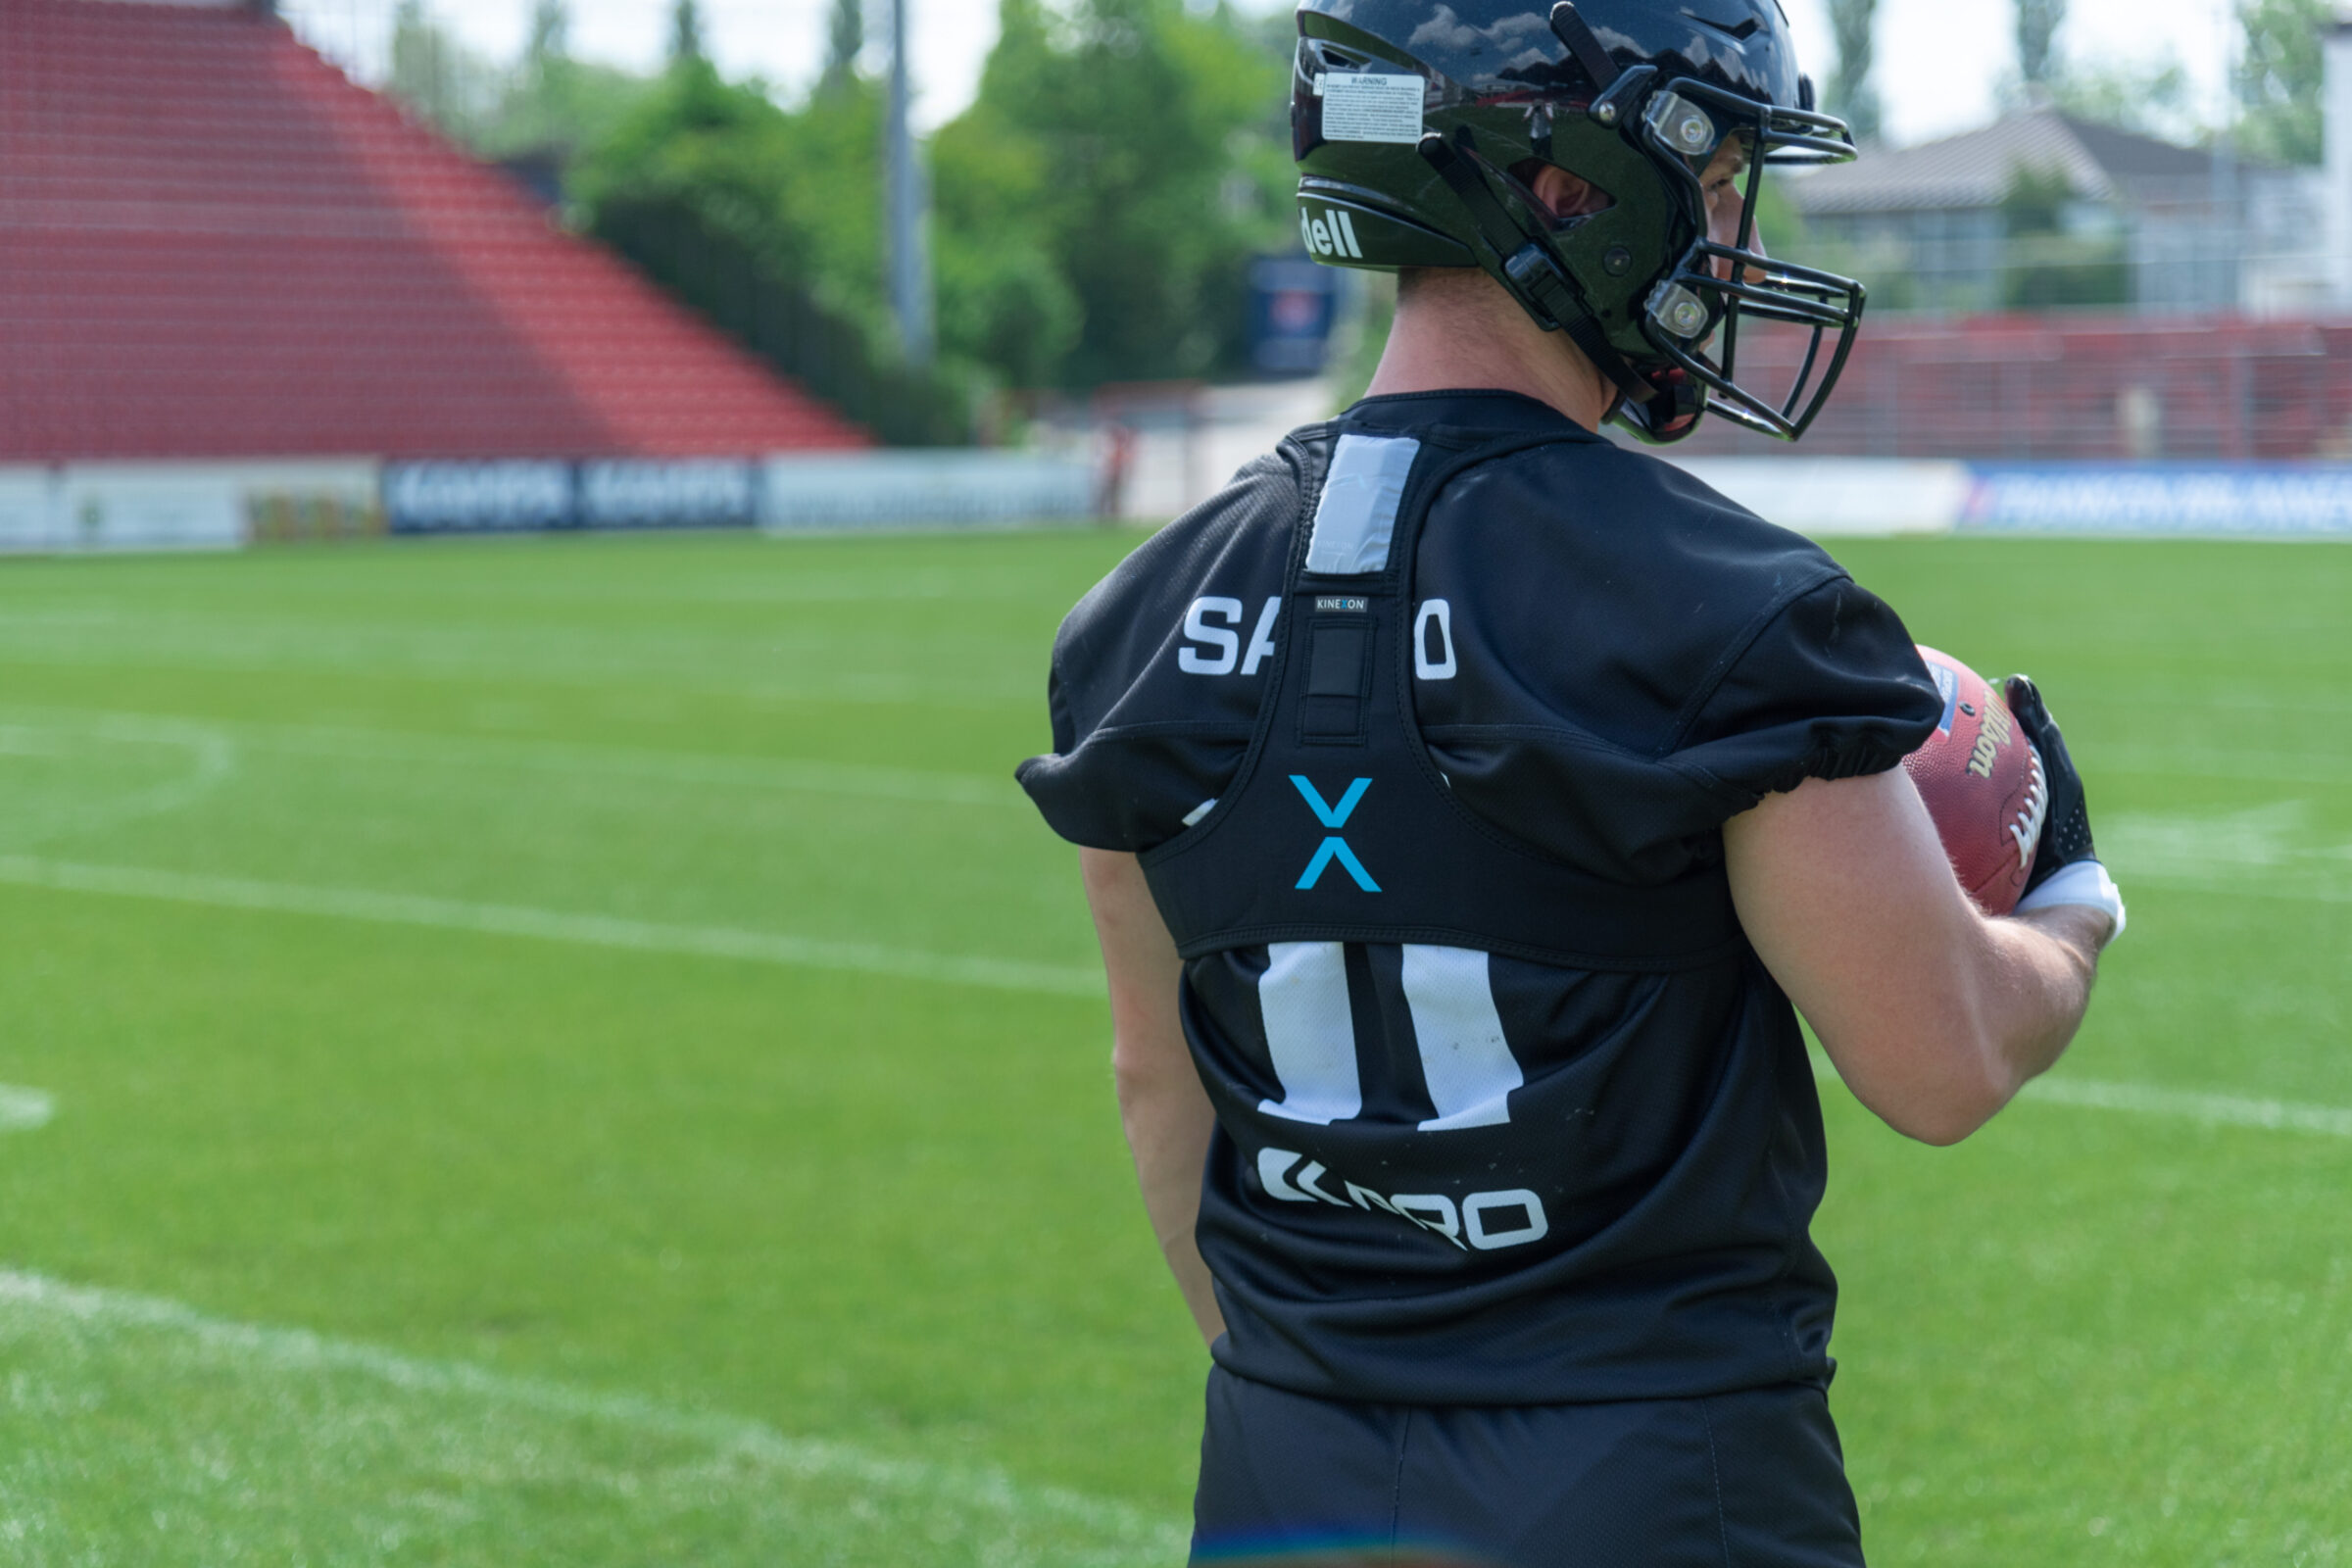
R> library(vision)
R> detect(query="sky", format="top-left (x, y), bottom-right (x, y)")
top-left (277, 0), bottom-right (2245, 144)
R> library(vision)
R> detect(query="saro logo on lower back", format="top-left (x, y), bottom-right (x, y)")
top-left (1291, 775), bottom-right (1379, 892)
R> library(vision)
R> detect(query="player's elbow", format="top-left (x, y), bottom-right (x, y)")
top-left (1110, 1034), bottom-right (1153, 1109)
top-left (1110, 1027), bottom-right (1188, 1111)
top-left (1838, 1017), bottom-right (2021, 1148)
top-left (1887, 1087), bottom-right (2003, 1148)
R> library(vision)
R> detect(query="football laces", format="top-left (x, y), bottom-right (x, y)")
top-left (2009, 742), bottom-right (2050, 871)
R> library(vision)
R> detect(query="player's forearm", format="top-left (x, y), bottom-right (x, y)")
top-left (1886, 904), bottom-right (2106, 1144)
top-left (1113, 1046), bottom-right (1227, 1346)
top-left (1082, 846), bottom-right (1225, 1343)
top-left (1973, 904), bottom-right (2109, 1102)
top-left (1727, 763), bottom-right (2125, 1146)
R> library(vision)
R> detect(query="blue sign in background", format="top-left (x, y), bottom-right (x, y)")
top-left (1963, 466), bottom-right (2352, 536)
top-left (1248, 258), bottom-right (1344, 378)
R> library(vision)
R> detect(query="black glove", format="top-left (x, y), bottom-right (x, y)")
top-left (2003, 674), bottom-right (2095, 897)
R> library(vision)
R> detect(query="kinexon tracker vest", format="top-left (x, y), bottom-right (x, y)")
top-left (1141, 427), bottom-right (1743, 970)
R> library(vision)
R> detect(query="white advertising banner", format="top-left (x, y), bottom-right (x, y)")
top-left (0, 468), bottom-right (54, 551)
top-left (0, 462), bottom-right (377, 553)
top-left (762, 451), bottom-right (1095, 531)
top-left (1666, 458), bottom-right (1974, 537)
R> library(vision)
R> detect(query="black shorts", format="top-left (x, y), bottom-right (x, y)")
top-left (1192, 1367), bottom-right (1864, 1568)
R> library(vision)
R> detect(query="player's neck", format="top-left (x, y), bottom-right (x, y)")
top-left (1364, 273), bottom-right (1614, 432)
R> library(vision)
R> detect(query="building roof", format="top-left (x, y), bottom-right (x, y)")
top-left (0, 0), bottom-right (868, 463)
top-left (1789, 107), bottom-right (2226, 218)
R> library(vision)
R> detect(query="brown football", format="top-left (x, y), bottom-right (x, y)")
top-left (1902, 646), bottom-right (2047, 915)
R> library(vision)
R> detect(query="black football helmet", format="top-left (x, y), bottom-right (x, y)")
top-left (1294, 0), bottom-right (1865, 442)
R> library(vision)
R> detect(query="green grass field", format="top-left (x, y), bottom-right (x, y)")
top-left (0, 528), bottom-right (2346, 1565)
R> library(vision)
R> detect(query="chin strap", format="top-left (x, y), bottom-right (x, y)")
top-left (1547, 3), bottom-right (1622, 95)
top-left (1415, 127), bottom-right (1655, 409)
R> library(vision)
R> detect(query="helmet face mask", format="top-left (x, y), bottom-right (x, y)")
top-left (1627, 79), bottom-right (1866, 439)
top-left (1293, 0), bottom-right (1867, 445)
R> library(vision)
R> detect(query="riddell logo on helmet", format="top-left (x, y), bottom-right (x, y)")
top-left (1299, 205), bottom-right (1364, 260)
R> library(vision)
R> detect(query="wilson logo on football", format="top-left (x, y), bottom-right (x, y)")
top-left (1905, 646), bottom-right (2045, 915)
top-left (1298, 205), bottom-right (1365, 261)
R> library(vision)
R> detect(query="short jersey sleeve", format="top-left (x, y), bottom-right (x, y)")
top-left (1404, 441), bottom-right (1943, 880)
top-left (1015, 452), bottom-right (1301, 852)
top-left (1668, 575), bottom-right (1942, 810)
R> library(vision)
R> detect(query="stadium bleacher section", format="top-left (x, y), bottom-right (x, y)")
top-left (0, 0), bottom-right (869, 464)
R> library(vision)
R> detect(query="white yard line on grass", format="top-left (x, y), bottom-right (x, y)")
top-left (0, 622), bottom-right (1036, 708)
top-left (2127, 873), bottom-right (2352, 905)
top-left (0, 1267), bottom-right (1185, 1561)
top-left (241, 726), bottom-right (1025, 808)
top-left (2022, 1076), bottom-right (2352, 1137)
top-left (1811, 1053), bottom-right (2352, 1139)
top-left (2096, 747), bottom-right (2352, 787)
top-left (0, 716), bottom-right (240, 847)
top-left (0, 857), bottom-right (1103, 1000)
top-left (0, 705), bottom-right (1020, 809)
top-left (0, 1086), bottom-right (54, 1133)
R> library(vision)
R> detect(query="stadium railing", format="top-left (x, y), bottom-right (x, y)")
top-left (1665, 313), bottom-right (2352, 464)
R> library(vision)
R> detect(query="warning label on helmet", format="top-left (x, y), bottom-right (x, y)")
top-left (1318, 73), bottom-right (1425, 145)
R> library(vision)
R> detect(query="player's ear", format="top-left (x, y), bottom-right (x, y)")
top-left (1527, 164), bottom-right (1612, 225)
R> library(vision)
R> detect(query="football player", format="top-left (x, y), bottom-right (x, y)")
top-left (1017, 1), bottom-right (2127, 1561)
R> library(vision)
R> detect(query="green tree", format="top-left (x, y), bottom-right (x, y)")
top-left (573, 0), bottom-right (1288, 392)
top-left (670, 0), bottom-right (707, 66)
top-left (378, 0), bottom-right (653, 163)
top-left (2235, 0), bottom-right (2329, 165)
top-left (1999, 165), bottom-right (2126, 309)
top-left (526, 0), bottom-right (569, 67)
top-left (573, 57), bottom-right (980, 440)
top-left (2017, 0), bottom-right (2064, 88)
top-left (388, 0), bottom-right (501, 140)
top-left (929, 106), bottom-right (1082, 385)
top-left (574, 55), bottom-right (890, 331)
top-left (1825, 0), bottom-right (1881, 144)
top-left (2050, 58), bottom-right (2195, 140)
top-left (823, 0), bottom-right (864, 89)
top-left (472, 2), bottom-right (654, 160)
top-left (929, 0), bottom-right (1291, 387)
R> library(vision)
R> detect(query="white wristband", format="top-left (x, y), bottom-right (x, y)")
top-left (2015, 858), bottom-right (2127, 945)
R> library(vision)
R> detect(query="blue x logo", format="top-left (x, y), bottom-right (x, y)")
top-left (1290, 775), bottom-right (1380, 892)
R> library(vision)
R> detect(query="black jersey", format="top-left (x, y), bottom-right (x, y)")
top-left (1019, 390), bottom-right (1941, 1406)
